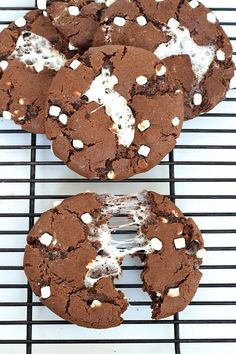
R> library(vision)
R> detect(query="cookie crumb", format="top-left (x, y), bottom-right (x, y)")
top-left (81, 212), bottom-right (92, 224)
top-left (174, 237), bottom-right (186, 249)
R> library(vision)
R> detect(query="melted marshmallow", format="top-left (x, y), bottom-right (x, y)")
top-left (84, 67), bottom-right (135, 147)
top-left (154, 26), bottom-right (216, 83)
top-left (84, 194), bottom-right (160, 287)
top-left (11, 32), bottom-right (67, 72)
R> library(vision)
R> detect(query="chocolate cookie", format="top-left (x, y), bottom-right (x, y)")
top-left (0, 10), bottom-right (72, 133)
top-left (45, 45), bottom-right (184, 180)
top-left (42, 0), bottom-right (114, 52)
top-left (24, 191), bottom-right (204, 328)
top-left (93, 0), bottom-right (235, 120)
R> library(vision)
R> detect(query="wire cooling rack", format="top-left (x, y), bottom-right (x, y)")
top-left (0, 0), bottom-right (236, 354)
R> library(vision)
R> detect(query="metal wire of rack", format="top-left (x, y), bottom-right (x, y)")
top-left (0, 1), bottom-right (236, 354)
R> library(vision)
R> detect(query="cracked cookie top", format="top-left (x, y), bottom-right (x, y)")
top-left (44, 0), bottom-right (116, 52)
top-left (93, 0), bottom-right (235, 120)
top-left (0, 10), bottom-right (72, 133)
top-left (24, 191), bottom-right (204, 328)
top-left (45, 45), bottom-right (184, 180)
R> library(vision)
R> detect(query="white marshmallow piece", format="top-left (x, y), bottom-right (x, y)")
top-left (160, 217), bottom-right (168, 223)
top-left (137, 119), bottom-right (151, 132)
top-left (2, 111), bottom-right (12, 120)
top-left (0, 60), bottom-right (8, 71)
top-left (136, 75), bottom-right (148, 85)
top-left (81, 212), bottom-right (92, 224)
top-left (34, 62), bottom-right (44, 73)
top-left (109, 75), bottom-right (118, 86)
top-left (113, 16), bottom-right (126, 26)
top-left (15, 17), bottom-right (26, 28)
top-left (138, 145), bottom-right (150, 157)
top-left (107, 170), bottom-right (116, 179)
top-left (39, 233), bottom-right (53, 246)
top-left (43, 10), bottom-right (48, 17)
top-left (230, 76), bottom-right (236, 89)
top-left (106, 0), bottom-right (116, 6)
top-left (136, 16), bottom-right (147, 26)
top-left (197, 248), bottom-right (206, 259)
top-left (58, 114), bottom-right (68, 125)
top-left (37, 0), bottom-right (47, 10)
top-left (70, 59), bottom-right (81, 70)
top-left (174, 237), bottom-right (186, 250)
top-left (167, 18), bottom-right (180, 31)
top-left (69, 43), bottom-right (78, 51)
top-left (68, 6), bottom-right (80, 16)
top-left (53, 200), bottom-right (62, 207)
top-left (168, 287), bottom-right (180, 297)
top-left (49, 105), bottom-right (61, 117)
top-left (150, 237), bottom-right (163, 251)
top-left (172, 117), bottom-right (180, 127)
top-left (90, 300), bottom-right (102, 308)
top-left (216, 49), bottom-right (225, 61)
top-left (72, 139), bottom-right (84, 149)
top-left (189, 0), bottom-right (199, 9)
top-left (207, 12), bottom-right (217, 23)
top-left (193, 93), bottom-right (202, 106)
top-left (41, 286), bottom-right (51, 299)
top-left (156, 64), bottom-right (166, 76)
